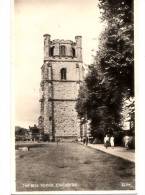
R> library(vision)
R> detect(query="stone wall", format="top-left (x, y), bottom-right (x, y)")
top-left (51, 61), bottom-right (82, 81)
top-left (54, 101), bottom-right (80, 137)
top-left (53, 82), bottom-right (79, 100)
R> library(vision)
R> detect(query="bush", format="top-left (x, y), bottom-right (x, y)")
top-left (42, 134), bottom-right (50, 142)
top-left (92, 138), bottom-right (102, 144)
top-left (90, 128), bottom-right (105, 143)
top-left (128, 136), bottom-right (135, 149)
top-left (114, 131), bottom-right (124, 146)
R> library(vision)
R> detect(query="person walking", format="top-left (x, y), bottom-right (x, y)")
top-left (104, 135), bottom-right (110, 149)
top-left (110, 136), bottom-right (114, 149)
top-left (124, 135), bottom-right (130, 149)
top-left (56, 138), bottom-right (60, 145)
top-left (83, 136), bottom-right (86, 145)
top-left (85, 136), bottom-right (88, 145)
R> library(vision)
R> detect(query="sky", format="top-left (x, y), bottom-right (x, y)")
top-left (14, 0), bottom-right (104, 128)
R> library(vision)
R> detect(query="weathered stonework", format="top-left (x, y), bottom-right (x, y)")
top-left (38, 35), bottom-right (83, 141)
top-left (54, 101), bottom-right (80, 138)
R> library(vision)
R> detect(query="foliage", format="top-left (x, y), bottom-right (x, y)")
top-left (15, 126), bottom-right (28, 135)
top-left (42, 134), bottom-right (50, 142)
top-left (76, 0), bottom-right (134, 141)
top-left (98, 0), bottom-right (134, 97)
top-left (15, 126), bottom-right (30, 141)
top-left (120, 97), bottom-right (135, 132)
top-left (128, 136), bottom-right (135, 149)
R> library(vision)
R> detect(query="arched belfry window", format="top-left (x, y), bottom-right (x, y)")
top-left (60, 45), bottom-right (66, 57)
top-left (49, 46), bottom-right (54, 56)
top-left (72, 48), bottom-right (76, 58)
top-left (60, 68), bottom-right (67, 80)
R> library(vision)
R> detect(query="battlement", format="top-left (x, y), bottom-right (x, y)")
top-left (43, 34), bottom-right (82, 61)
top-left (52, 39), bottom-right (74, 44)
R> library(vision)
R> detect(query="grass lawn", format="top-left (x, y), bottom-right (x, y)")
top-left (16, 142), bottom-right (135, 191)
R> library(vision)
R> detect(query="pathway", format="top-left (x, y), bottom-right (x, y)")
top-left (82, 143), bottom-right (135, 163)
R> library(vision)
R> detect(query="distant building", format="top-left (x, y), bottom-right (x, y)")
top-left (38, 34), bottom-right (84, 141)
top-left (29, 124), bottom-right (41, 141)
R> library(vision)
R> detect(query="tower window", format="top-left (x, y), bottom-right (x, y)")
top-left (60, 45), bottom-right (66, 57)
top-left (76, 63), bottom-right (79, 68)
top-left (60, 68), bottom-right (67, 80)
top-left (72, 48), bottom-right (76, 58)
top-left (49, 46), bottom-right (54, 56)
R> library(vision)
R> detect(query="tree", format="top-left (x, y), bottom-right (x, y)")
top-left (98, 0), bottom-right (134, 133)
top-left (98, 0), bottom-right (134, 97)
top-left (76, 0), bottom-right (134, 142)
top-left (15, 126), bottom-right (29, 141)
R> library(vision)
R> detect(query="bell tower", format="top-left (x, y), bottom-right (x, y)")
top-left (38, 34), bottom-right (83, 141)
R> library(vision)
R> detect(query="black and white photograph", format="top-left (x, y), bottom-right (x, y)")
top-left (13, 0), bottom-right (135, 193)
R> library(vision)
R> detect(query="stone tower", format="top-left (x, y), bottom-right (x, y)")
top-left (38, 34), bottom-right (84, 141)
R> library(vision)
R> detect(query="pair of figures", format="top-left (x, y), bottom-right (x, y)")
top-left (104, 135), bottom-right (114, 149)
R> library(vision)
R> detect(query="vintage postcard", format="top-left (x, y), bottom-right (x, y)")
top-left (12, 0), bottom-right (136, 194)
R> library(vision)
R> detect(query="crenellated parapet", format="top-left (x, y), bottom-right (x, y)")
top-left (43, 35), bottom-right (82, 62)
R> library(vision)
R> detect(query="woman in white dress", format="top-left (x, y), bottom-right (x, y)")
top-left (110, 136), bottom-right (114, 148)
top-left (104, 135), bottom-right (110, 148)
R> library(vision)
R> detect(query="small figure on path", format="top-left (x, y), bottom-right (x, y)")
top-left (110, 136), bottom-right (114, 149)
top-left (85, 136), bottom-right (88, 145)
top-left (56, 138), bottom-right (60, 145)
top-left (83, 136), bottom-right (86, 145)
top-left (124, 135), bottom-right (130, 149)
top-left (104, 135), bottom-right (110, 149)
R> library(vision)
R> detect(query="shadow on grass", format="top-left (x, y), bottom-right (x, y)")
top-left (83, 160), bottom-right (92, 164)
top-left (56, 164), bottom-right (68, 168)
top-left (15, 142), bottom-right (48, 150)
